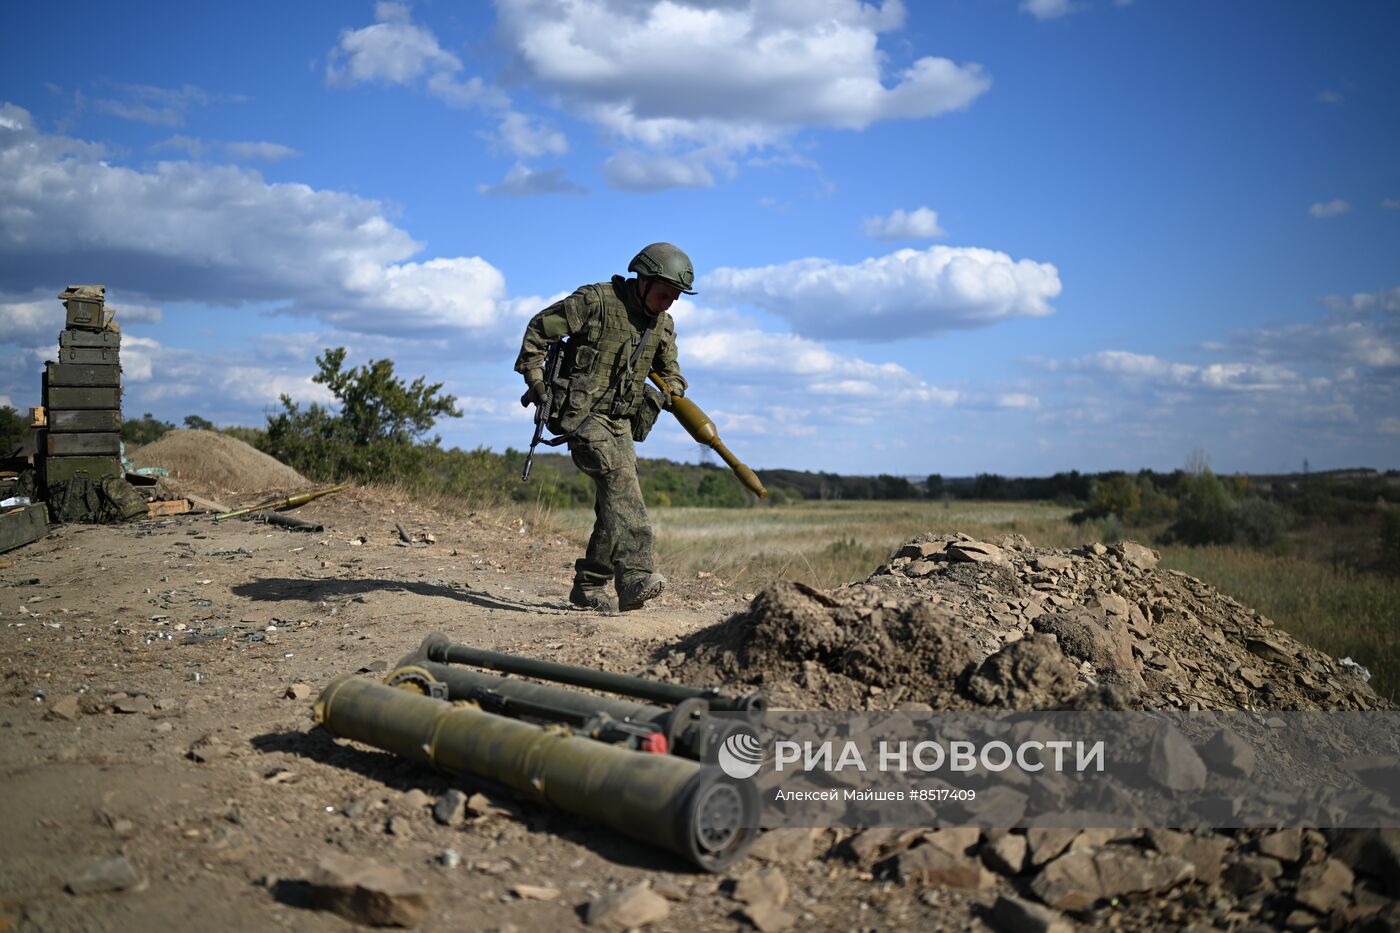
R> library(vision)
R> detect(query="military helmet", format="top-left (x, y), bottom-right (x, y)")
top-left (628, 242), bottom-right (697, 295)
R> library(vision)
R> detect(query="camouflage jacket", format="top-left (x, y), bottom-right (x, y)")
top-left (515, 276), bottom-right (687, 434)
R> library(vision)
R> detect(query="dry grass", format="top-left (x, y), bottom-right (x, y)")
top-left (552, 500), bottom-right (1088, 591)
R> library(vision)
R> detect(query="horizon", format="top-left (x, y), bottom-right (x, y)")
top-left (3, 1), bottom-right (1398, 478)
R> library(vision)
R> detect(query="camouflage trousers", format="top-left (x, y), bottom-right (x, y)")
top-left (567, 418), bottom-right (655, 594)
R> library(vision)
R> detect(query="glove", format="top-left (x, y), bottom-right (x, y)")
top-left (528, 381), bottom-right (548, 405)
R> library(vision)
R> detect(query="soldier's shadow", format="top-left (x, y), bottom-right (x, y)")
top-left (251, 726), bottom-right (696, 875)
top-left (231, 576), bottom-right (559, 614)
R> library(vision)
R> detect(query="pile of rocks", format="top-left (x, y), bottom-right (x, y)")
top-left (663, 533), bottom-right (1398, 930)
top-left (670, 533), bottom-right (1386, 713)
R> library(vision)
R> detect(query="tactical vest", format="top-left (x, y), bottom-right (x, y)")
top-left (549, 277), bottom-right (671, 435)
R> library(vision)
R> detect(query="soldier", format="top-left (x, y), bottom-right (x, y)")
top-left (516, 243), bottom-right (695, 612)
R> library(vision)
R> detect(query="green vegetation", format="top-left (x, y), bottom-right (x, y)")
top-left (121, 412), bottom-right (176, 446)
top-left (0, 405), bottom-right (27, 456)
top-left (263, 348), bottom-right (463, 483)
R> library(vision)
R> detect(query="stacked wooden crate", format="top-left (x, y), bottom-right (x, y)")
top-left (40, 285), bottom-right (124, 487)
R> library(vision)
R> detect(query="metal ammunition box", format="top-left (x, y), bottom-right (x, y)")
top-left (45, 362), bottom-right (121, 387)
top-left (46, 433), bottom-right (121, 457)
top-left (58, 329), bottom-right (121, 349)
top-left (47, 410), bottom-right (122, 434)
top-left (1, 503), bottom-right (51, 555)
top-left (63, 299), bottom-right (113, 332)
top-left (41, 455), bottom-right (123, 485)
top-left (43, 385), bottom-right (122, 411)
top-left (57, 345), bottom-right (120, 365)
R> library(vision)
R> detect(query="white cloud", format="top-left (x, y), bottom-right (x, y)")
top-left (1323, 287), bottom-right (1400, 317)
top-left (601, 150), bottom-right (716, 191)
top-left (701, 245), bottom-right (1060, 341)
top-left (0, 102), bottom-right (515, 339)
top-left (997, 393), bottom-right (1040, 410)
top-left (323, 2), bottom-right (987, 191)
top-left (153, 135), bottom-right (208, 158)
top-left (325, 3), bottom-right (505, 109)
top-left (1021, 0), bottom-right (1075, 20)
top-left (155, 137), bottom-right (299, 163)
top-left (0, 296), bottom-right (58, 344)
top-left (477, 163), bottom-right (588, 197)
top-left (673, 323), bottom-right (958, 437)
top-left (90, 83), bottom-right (222, 126)
top-left (484, 111), bottom-right (568, 158)
top-left (495, 0), bottom-right (989, 187)
top-left (499, 0), bottom-right (988, 137)
top-left (224, 141), bottom-right (299, 163)
top-left (1383, 198), bottom-right (1400, 210)
top-left (1076, 350), bottom-right (1306, 392)
top-left (1315, 89), bottom-right (1344, 105)
top-left (325, 5), bottom-right (460, 87)
top-left (1309, 199), bottom-right (1351, 219)
top-left (861, 206), bottom-right (945, 240)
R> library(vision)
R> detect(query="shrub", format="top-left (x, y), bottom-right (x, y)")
top-left (1234, 497), bottom-right (1290, 550)
top-left (122, 412), bottom-right (175, 446)
top-left (1169, 471), bottom-right (1236, 545)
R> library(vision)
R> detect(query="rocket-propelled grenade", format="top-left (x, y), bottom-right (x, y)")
top-left (648, 373), bottom-right (767, 498)
top-left (313, 674), bottom-right (758, 871)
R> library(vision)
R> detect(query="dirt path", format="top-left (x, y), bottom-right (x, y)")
top-left (2, 490), bottom-right (929, 933)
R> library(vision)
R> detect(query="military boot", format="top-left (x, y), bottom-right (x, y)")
top-left (618, 573), bottom-right (666, 612)
top-left (568, 583), bottom-right (615, 612)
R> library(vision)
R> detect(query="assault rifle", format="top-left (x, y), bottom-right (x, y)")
top-left (520, 340), bottom-right (563, 482)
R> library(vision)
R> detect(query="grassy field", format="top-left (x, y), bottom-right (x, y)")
top-left (551, 500), bottom-right (1400, 703)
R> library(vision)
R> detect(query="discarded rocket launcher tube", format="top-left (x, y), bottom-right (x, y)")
top-left (214, 483), bottom-right (348, 521)
top-left (415, 632), bottom-right (766, 720)
top-left (649, 373), bottom-right (767, 499)
top-left (313, 674), bottom-right (758, 872)
top-left (393, 634), bottom-right (759, 760)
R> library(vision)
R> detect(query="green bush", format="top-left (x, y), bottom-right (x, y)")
top-left (1169, 471), bottom-right (1237, 545)
top-left (1234, 497), bottom-right (1290, 550)
top-left (0, 405), bottom-right (27, 456)
top-left (263, 348), bottom-right (461, 484)
top-left (122, 412), bottom-right (175, 446)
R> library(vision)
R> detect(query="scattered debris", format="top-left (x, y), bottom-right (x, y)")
top-left (308, 853), bottom-right (431, 927)
top-left (65, 856), bottom-right (144, 896)
top-left (585, 883), bottom-right (670, 930)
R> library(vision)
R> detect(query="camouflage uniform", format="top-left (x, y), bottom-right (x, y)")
top-left (516, 275), bottom-right (687, 601)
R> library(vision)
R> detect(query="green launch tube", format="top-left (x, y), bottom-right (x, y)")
top-left (313, 675), bottom-right (757, 872)
top-left (387, 661), bottom-right (739, 761)
top-left (417, 632), bottom-right (766, 720)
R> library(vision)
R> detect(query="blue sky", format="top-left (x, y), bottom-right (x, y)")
top-left (2, 0), bottom-right (1397, 477)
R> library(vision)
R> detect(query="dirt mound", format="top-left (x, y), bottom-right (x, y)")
top-left (669, 532), bottom-right (1390, 713)
top-left (663, 533), bottom-right (1398, 929)
top-left (129, 429), bottom-right (308, 501)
